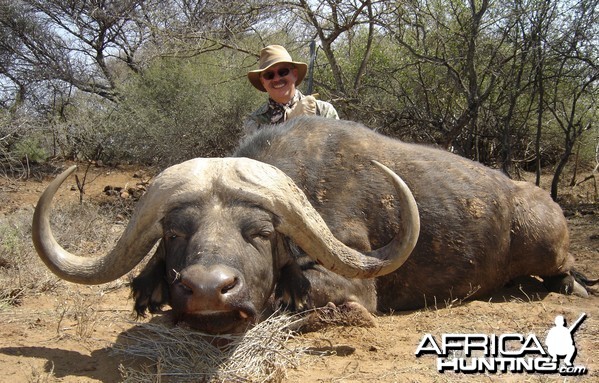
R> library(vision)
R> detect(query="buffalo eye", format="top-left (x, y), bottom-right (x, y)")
top-left (244, 223), bottom-right (275, 242)
top-left (164, 229), bottom-right (186, 242)
top-left (253, 229), bottom-right (274, 240)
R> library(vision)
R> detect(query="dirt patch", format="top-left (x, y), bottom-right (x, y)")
top-left (0, 163), bottom-right (597, 382)
top-left (0, 162), bottom-right (152, 216)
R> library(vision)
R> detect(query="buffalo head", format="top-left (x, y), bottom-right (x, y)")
top-left (32, 158), bottom-right (419, 333)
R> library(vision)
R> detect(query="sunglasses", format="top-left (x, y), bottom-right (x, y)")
top-left (261, 67), bottom-right (292, 81)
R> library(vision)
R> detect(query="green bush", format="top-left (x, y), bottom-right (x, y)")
top-left (110, 51), bottom-right (257, 166)
top-left (13, 137), bottom-right (48, 163)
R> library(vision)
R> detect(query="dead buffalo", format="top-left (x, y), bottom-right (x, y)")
top-left (32, 116), bottom-right (593, 334)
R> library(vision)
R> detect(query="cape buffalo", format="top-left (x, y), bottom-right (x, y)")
top-left (32, 116), bottom-right (593, 334)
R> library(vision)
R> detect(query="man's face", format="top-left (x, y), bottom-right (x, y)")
top-left (260, 63), bottom-right (298, 104)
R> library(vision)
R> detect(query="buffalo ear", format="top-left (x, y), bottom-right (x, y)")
top-left (131, 240), bottom-right (169, 317)
top-left (274, 239), bottom-right (312, 311)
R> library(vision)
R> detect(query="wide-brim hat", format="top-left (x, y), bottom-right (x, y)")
top-left (248, 45), bottom-right (308, 92)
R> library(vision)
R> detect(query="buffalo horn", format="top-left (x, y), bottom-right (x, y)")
top-left (230, 158), bottom-right (420, 278)
top-left (32, 165), bottom-right (164, 284)
top-left (32, 158), bottom-right (419, 284)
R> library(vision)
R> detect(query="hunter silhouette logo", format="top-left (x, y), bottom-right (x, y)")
top-left (415, 313), bottom-right (588, 375)
top-left (545, 313), bottom-right (586, 367)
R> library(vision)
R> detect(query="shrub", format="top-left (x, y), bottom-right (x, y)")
top-left (110, 51), bottom-right (257, 166)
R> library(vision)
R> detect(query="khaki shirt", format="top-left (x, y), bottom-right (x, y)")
top-left (243, 95), bottom-right (339, 135)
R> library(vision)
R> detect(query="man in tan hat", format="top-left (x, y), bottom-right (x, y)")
top-left (243, 45), bottom-right (338, 134)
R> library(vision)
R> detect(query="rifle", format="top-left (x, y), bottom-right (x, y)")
top-left (568, 313), bottom-right (587, 333)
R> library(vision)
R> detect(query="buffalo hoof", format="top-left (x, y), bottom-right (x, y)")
top-left (543, 272), bottom-right (597, 298)
top-left (296, 301), bottom-right (377, 332)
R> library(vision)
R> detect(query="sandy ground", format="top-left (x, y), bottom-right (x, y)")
top-left (0, 163), bottom-right (597, 382)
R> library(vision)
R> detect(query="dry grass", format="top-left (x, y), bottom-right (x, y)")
top-left (54, 291), bottom-right (103, 342)
top-left (116, 313), bottom-right (307, 383)
top-left (0, 201), bottom-right (126, 300)
top-left (27, 362), bottom-right (57, 383)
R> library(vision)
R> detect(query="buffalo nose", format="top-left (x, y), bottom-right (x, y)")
top-left (177, 265), bottom-right (243, 308)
